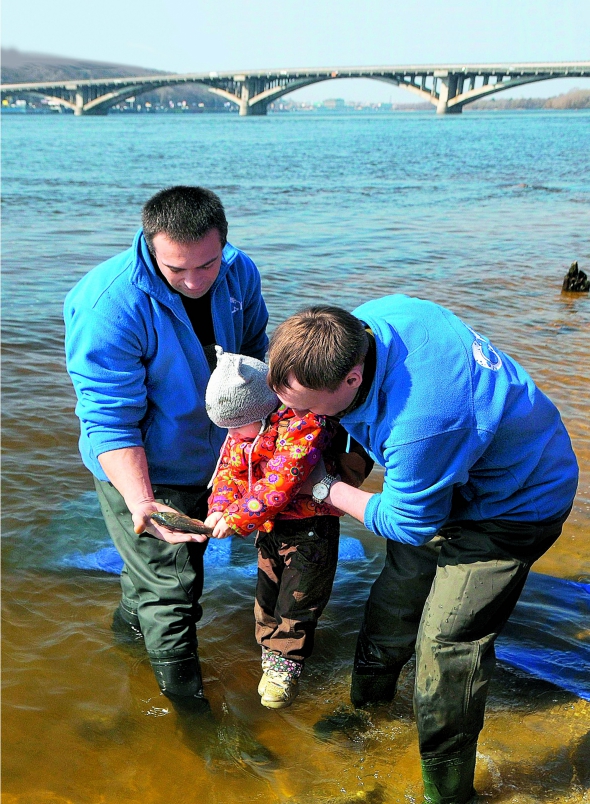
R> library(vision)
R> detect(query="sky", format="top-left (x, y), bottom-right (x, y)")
top-left (2, 0), bottom-right (589, 102)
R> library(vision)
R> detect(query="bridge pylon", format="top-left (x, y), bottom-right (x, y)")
top-left (238, 80), bottom-right (267, 115)
top-left (435, 72), bottom-right (462, 114)
top-left (74, 88), bottom-right (108, 115)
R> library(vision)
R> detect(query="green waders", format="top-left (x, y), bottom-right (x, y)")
top-left (95, 478), bottom-right (209, 701)
top-left (95, 479), bottom-right (279, 768)
top-left (350, 515), bottom-right (568, 804)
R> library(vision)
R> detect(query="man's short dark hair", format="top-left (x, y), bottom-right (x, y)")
top-left (141, 186), bottom-right (228, 249)
top-left (268, 305), bottom-right (368, 392)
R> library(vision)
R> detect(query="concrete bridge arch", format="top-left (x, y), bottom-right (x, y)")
top-left (2, 62), bottom-right (588, 116)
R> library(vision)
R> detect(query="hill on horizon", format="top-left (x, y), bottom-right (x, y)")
top-left (1, 48), bottom-right (226, 108)
top-left (1, 47), bottom-right (167, 82)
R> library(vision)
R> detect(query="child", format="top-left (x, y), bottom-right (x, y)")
top-left (203, 346), bottom-right (343, 710)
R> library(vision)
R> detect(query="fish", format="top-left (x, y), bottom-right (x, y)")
top-left (149, 511), bottom-right (213, 535)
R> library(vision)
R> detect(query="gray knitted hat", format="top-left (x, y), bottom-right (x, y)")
top-left (205, 345), bottom-right (279, 428)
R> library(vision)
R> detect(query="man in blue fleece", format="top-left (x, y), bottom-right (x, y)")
top-left (267, 299), bottom-right (578, 804)
top-left (64, 186), bottom-right (268, 709)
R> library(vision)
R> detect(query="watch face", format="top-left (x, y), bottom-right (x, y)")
top-left (313, 482), bottom-right (329, 501)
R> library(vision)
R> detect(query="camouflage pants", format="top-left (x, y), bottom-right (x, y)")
top-left (254, 516), bottom-right (340, 662)
top-left (355, 514), bottom-right (569, 758)
top-left (94, 478), bottom-right (209, 660)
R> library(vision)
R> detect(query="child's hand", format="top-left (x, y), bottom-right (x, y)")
top-left (212, 517), bottom-right (233, 540)
top-left (204, 511), bottom-right (224, 530)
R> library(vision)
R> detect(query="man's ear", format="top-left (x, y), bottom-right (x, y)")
top-left (345, 365), bottom-right (364, 388)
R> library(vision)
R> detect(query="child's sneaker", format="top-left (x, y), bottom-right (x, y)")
top-left (258, 653), bottom-right (303, 709)
top-left (261, 669), bottom-right (299, 709)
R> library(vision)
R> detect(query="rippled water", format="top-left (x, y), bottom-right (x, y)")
top-left (2, 111), bottom-right (589, 803)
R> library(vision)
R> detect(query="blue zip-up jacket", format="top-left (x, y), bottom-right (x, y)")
top-left (341, 296), bottom-right (578, 545)
top-left (64, 231), bottom-right (268, 486)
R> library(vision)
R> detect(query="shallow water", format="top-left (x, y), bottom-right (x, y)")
top-left (2, 110), bottom-right (589, 803)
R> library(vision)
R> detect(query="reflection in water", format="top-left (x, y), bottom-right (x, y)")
top-left (2, 110), bottom-right (589, 802)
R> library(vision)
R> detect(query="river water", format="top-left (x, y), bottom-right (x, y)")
top-left (2, 110), bottom-right (589, 804)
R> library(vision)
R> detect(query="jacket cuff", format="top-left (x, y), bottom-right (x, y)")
top-left (363, 492), bottom-right (382, 535)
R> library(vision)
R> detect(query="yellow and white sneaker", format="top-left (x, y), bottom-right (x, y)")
top-left (260, 669), bottom-right (299, 709)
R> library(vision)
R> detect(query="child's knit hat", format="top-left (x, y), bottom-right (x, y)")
top-left (205, 345), bottom-right (279, 429)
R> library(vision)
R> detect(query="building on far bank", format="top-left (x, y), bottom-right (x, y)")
top-left (321, 98), bottom-right (346, 110)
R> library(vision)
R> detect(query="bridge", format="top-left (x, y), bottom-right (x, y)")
top-left (2, 62), bottom-right (589, 116)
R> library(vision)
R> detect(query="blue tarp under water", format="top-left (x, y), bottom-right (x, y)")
top-left (60, 537), bottom-right (590, 701)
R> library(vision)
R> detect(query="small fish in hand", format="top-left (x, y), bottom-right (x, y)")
top-left (149, 511), bottom-right (213, 535)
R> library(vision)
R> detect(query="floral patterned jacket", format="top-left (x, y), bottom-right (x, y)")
top-left (208, 404), bottom-right (342, 536)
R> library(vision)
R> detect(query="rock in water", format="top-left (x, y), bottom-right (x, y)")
top-left (562, 261), bottom-right (590, 292)
top-left (289, 786), bottom-right (386, 804)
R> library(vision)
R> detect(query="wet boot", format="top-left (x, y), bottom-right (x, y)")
top-left (351, 667), bottom-right (401, 708)
top-left (150, 654), bottom-right (276, 770)
top-left (350, 631), bottom-right (405, 708)
top-left (149, 653), bottom-right (216, 757)
top-left (150, 653), bottom-right (209, 709)
top-left (421, 744), bottom-right (478, 804)
top-left (111, 604), bottom-right (144, 652)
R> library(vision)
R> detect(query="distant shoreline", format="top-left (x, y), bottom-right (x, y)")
top-left (3, 91), bottom-right (590, 115)
top-left (3, 105), bottom-right (590, 116)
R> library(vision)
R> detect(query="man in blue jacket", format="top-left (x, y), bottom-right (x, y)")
top-left (64, 186), bottom-right (268, 709)
top-left (267, 299), bottom-right (578, 804)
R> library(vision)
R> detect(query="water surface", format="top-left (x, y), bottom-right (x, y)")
top-left (2, 110), bottom-right (589, 803)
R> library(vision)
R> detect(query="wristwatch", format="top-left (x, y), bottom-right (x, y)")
top-left (312, 474), bottom-right (341, 504)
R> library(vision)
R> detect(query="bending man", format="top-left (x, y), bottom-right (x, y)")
top-left (267, 298), bottom-right (578, 804)
top-left (64, 186), bottom-right (268, 708)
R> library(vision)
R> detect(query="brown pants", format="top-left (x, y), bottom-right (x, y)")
top-left (254, 516), bottom-right (340, 662)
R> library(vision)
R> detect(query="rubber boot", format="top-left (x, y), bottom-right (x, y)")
top-left (350, 631), bottom-right (404, 708)
top-left (351, 667), bottom-right (401, 708)
top-left (150, 654), bottom-right (208, 709)
top-left (150, 654), bottom-right (217, 759)
top-left (150, 655), bottom-right (276, 770)
top-left (421, 744), bottom-right (478, 804)
top-left (111, 604), bottom-right (144, 653)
